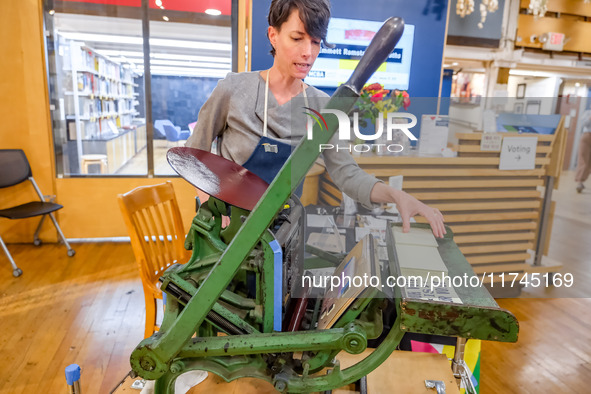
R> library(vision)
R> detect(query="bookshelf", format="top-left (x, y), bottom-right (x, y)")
top-left (60, 40), bottom-right (145, 174)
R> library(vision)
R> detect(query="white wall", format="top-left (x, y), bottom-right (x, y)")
top-left (507, 75), bottom-right (560, 115)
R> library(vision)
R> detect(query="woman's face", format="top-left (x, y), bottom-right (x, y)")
top-left (268, 9), bottom-right (321, 80)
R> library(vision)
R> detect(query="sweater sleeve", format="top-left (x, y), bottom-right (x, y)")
top-left (309, 89), bottom-right (381, 209)
top-left (185, 75), bottom-right (233, 151)
top-left (322, 136), bottom-right (382, 209)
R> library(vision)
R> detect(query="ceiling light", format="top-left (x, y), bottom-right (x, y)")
top-left (48, 9), bottom-right (55, 15)
top-left (149, 59), bottom-right (231, 69)
top-left (153, 53), bottom-right (231, 63)
top-left (508, 70), bottom-right (558, 78)
top-left (58, 32), bottom-right (231, 51)
top-left (59, 32), bottom-right (142, 45)
top-left (575, 82), bottom-right (581, 87)
top-left (162, 16), bottom-right (169, 21)
top-left (150, 38), bottom-right (231, 51)
top-left (95, 50), bottom-right (143, 57)
top-left (135, 61), bottom-right (230, 71)
top-left (508, 70), bottom-right (534, 76)
top-left (205, 9), bottom-right (222, 16)
top-left (94, 50), bottom-right (231, 64)
top-left (136, 65), bottom-right (229, 78)
top-left (452, 62), bottom-right (459, 66)
top-left (155, 0), bottom-right (162, 6)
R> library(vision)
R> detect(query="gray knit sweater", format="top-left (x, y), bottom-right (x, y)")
top-left (185, 71), bottom-right (380, 208)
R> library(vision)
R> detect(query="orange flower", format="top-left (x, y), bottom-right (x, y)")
top-left (403, 96), bottom-right (411, 110)
top-left (366, 83), bottom-right (383, 92)
top-left (370, 92), bottom-right (384, 103)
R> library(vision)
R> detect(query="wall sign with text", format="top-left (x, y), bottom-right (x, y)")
top-left (499, 137), bottom-right (538, 170)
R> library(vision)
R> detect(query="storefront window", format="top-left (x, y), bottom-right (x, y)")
top-left (44, 0), bottom-right (232, 177)
top-left (148, 6), bottom-right (231, 175)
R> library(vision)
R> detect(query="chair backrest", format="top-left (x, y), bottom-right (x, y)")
top-left (0, 149), bottom-right (32, 189)
top-left (162, 124), bottom-right (180, 141)
top-left (118, 181), bottom-right (189, 287)
top-left (154, 119), bottom-right (174, 139)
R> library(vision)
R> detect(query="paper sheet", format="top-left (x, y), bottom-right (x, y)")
top-left (307, 232), bottom-right (347, 253)
top-left (355, 227), bottom-right (387, 245)
top-left (392, 226), bottom-right (438, 247)
top-left (395, 243), bottom-right (447, 273)
top-left (307, 214), bottom-right (333, 228)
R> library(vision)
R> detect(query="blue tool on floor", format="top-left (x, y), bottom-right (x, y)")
top-left (65, 363), bottom-right (82, 394)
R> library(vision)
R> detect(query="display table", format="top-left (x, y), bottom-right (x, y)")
top-left (67, 124), bottom-right (146, 174)
top-left (316, 127), bottom-right (568, 295)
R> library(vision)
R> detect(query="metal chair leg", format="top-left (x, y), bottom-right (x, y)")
top-left (0, 235), bottom-right (22, 277)
top-left (48, 212), bottom-right (76, 257)
top-left (33, 215), bottom-right (46, 246)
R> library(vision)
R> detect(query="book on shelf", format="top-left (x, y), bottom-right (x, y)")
top-left (107, 120), bottom-right (119, 135)
top-left (61, 39), bottom-right (141, 141)
top-left (67, 119), bottom-right (99, 140)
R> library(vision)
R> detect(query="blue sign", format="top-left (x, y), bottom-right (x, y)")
top-left (305, 18), bottom-right (415, 90)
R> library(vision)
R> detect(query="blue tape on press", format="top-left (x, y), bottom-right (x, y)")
top-left (65, 363), bottom-right (81, 385)
top-left (268, 240), bottom-right (283, 332)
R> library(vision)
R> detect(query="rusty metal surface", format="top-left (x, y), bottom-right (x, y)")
top-left (167, 147), bottom-right (268, 211)
top-left (398, 300), bottom-right (519, 342)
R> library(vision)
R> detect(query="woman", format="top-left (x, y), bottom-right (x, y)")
top-left (185, 0), bottom-right (445, 238)
top-left (575, 108), bottom-right (591, 193)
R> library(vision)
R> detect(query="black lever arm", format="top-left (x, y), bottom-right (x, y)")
top-left (346, 17), bottom-right (405, 94)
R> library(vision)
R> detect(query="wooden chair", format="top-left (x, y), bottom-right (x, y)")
top-left (118, 181), bottom-right (190, 338)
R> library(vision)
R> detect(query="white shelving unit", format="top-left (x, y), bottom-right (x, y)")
top-left (60, 39), bottom-right (144, 174)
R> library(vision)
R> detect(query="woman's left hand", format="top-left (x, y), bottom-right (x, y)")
top-left (370, 182), bottom-right (446, 238)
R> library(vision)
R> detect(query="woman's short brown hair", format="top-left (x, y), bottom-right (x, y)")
top-left (267, 0), bottom-right (331, 57)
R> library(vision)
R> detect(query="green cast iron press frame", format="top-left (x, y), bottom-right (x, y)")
top-left (127, 17), bottom-right (519, 393)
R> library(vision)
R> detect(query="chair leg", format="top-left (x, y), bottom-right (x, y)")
top-left (0, 235), bottom-right (22, 277)
top-left (33, 215), bottom-right (47, 246)
top-left (144, 289), bottom-right (157, 338)
top-left (48, 212), bottom-right (75, 257)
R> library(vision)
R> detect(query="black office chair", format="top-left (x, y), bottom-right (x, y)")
top-left (0, 149), bottom-right (75, 277)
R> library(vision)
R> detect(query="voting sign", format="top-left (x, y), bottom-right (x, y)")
top-left (499, 137), bottom-right (538, 170)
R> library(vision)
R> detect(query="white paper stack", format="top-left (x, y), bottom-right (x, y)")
top-left (391, 226), bottom-right (447, 278)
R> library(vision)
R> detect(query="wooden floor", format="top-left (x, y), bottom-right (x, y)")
top-left (116, 139), bottom-right (179, 176)
top-left (0, 171), bottom-right (590, 393)
top-left (479, 171), bottom-right (591, 394)
top-left (0, 242), bottom-right (144, 394)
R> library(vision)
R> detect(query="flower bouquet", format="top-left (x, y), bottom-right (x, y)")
top-left (353, 83), bottom-right (412, 155)
top-left (356, 83), bottom-right (410, 128)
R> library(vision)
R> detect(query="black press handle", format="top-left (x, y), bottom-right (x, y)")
top-left (345, 17), bottom-right (405, 93)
